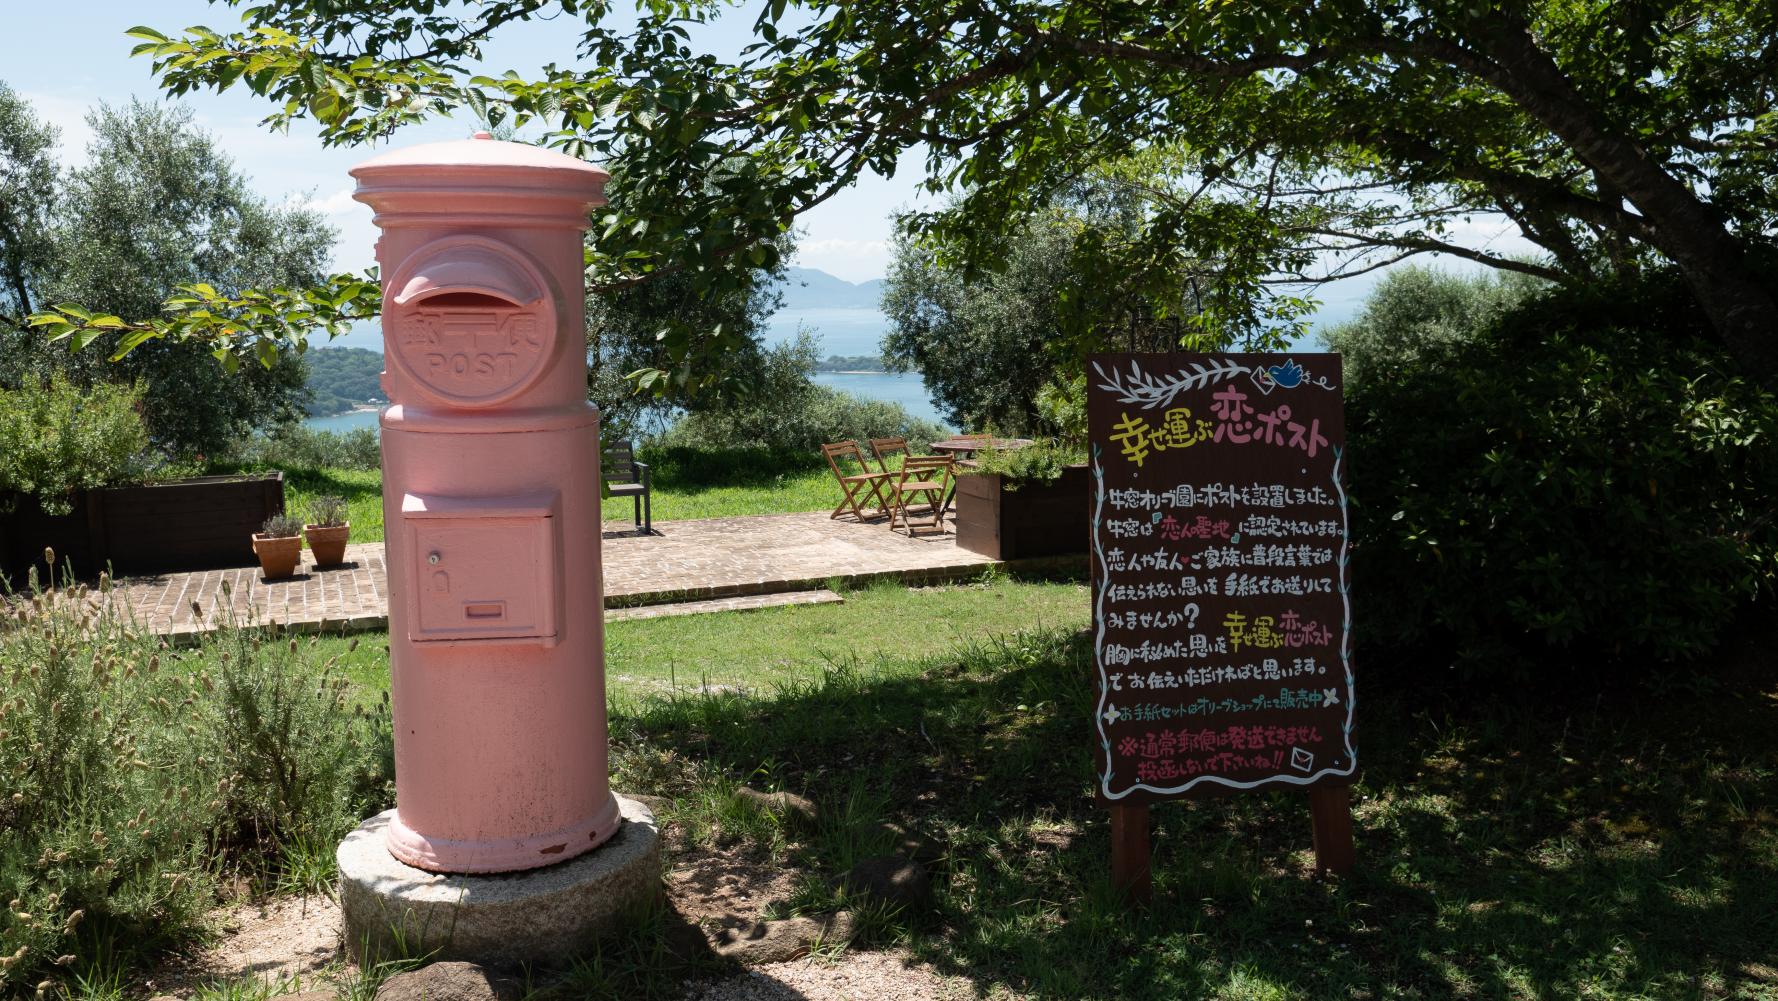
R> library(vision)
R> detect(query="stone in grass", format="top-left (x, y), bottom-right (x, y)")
top-left (835, 855), bottom-right (934, 911)
top-left (712, 912), bottom-right (857, 964)
top-left (376, 962), bottom-right (523, 1001)
top-left (734, 786), bottom-right (819, 825)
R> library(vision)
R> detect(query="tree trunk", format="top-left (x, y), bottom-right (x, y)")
top-left (1469, 20), bottom-right (1778, 373)
top-left (2, 252), bottom-right (31, 324)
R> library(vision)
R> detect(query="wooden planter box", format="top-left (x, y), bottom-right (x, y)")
top-left (1, 473), bottom-right (285, 586)
top-left (954, 464), bottom-right (1090, 561)
top-left (0, 490), bottom-right (102, 589)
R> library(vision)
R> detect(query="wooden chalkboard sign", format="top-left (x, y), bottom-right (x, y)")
top-left (1087, 352), bottom-right (1356, 899)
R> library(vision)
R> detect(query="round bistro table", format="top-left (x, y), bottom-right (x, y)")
top-left (927, 437), bottom-right (1035, 457)
top-left (925, 438), bottom-right (1036, 515)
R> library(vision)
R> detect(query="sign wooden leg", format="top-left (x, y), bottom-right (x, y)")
top-left (1110, 803), bottom-right (1152, 906)
top-left (1307, 784), bottom-right (1356, 875)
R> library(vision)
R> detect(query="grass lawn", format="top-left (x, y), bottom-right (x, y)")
top-left (637, 463), bottom-right (834, 522)
top-left (616, 628), bottom-right (1776, 1000)
top-left (273, 462), bottom-right (840, 543)
top-left (312, 570), bottom-right (1089, 702)
top-left (281, 467), bottom-right (384, 542)
top-left (13, 544), bottom-right (1766, 998)
top-left (606, 572), bottom-right (1088, 692)
top-left (291, 581), bottom-right (1777, 1000)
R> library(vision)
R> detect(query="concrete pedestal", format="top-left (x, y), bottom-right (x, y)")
top-left (338, 794), bottom-right (661, 967)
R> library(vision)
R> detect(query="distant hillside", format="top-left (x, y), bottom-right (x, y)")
top-left (776, 267), bottom-right (885, 310)
top-left (303, 347), bottom-right (386, 416)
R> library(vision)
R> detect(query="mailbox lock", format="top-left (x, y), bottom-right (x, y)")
top-left (428, 551), bottom-right (442, 565)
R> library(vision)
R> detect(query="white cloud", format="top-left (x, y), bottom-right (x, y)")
top-left (18, 90), bottom-right (97, 165)
top-left (799, 237), bottom-right (890, 259)
top-left (305, 187), bottom-right (361, 216)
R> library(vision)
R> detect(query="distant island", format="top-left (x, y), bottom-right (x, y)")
top-left (303, 346), bottom-right (387, 416)
top-left (813, 354), bottom-right (887, 373)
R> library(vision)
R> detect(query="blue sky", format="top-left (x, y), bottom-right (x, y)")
top-left (5, 1), bottom-right (1536, 334)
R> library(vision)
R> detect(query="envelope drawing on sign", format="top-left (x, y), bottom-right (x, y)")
top-left (1291, 747), bottom-right (1315, 773)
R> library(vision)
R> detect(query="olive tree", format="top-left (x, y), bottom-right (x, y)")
top-left (7, 95), bottom-right (334, 456)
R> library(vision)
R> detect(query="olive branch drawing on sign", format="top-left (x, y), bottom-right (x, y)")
top-left (1091, 358), bottom-right (1252, 411)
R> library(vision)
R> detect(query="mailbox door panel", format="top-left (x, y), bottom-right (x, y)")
top-left (408, 516), bottom-right (557, 642)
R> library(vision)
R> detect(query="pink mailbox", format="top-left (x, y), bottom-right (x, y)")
top-left (351, 133), bottom-right (617, 873)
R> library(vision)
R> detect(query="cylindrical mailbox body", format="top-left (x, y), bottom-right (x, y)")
top-left (351, 134), bottom-right (616, 873)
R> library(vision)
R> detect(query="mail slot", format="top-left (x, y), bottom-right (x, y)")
top-left (352, 131), bottom-right (619, 875)
top-left (402, 491), bottom-right (560, 644)
top-left (383, 238), bottom-right (558, 409)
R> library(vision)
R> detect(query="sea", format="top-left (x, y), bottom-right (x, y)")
top-left (305, 307), bottom-right (948, 432)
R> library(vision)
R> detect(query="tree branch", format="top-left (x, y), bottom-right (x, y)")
top-left (1300, 226), bottom-right (1566, 280)
top-left (1026, 29), bottom-right (1332, 77)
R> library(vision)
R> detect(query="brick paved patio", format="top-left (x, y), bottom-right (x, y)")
top-left (104, 511), bottom-right (1005, 638)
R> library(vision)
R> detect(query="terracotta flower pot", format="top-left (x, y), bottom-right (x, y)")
top-left (251, 533), bottom-right (303, 580)
top-left (304, 522), bottom-right (351, 568)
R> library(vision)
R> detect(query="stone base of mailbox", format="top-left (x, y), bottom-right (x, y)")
top-left (337, 794), bottom-right (661, 968)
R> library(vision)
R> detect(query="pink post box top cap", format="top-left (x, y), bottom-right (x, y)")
top-left (350, 131), bottom-right (609, 198)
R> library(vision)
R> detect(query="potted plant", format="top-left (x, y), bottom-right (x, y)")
top-left (252, 513), bottom-right (305, 580)
top-left (303, 495), bottom-right (351, 568)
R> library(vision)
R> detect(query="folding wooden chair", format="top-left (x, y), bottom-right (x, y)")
top-left (886, 455), bottom-right (955, 536)
top-left (821, 441), bottom-right (891, 521)
top-left (868, 436), bottom-right (912, 473)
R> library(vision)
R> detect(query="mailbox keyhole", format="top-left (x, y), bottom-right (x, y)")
top-left (428, 551), bottom-right (442, 565)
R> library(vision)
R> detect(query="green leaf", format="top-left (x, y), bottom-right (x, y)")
top-left (109, 328), bottom-right (159, 360)
top-left (464, 88), bottom-right (490, 123)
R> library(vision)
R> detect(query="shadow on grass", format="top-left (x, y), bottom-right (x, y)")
top-left (208, 459), bottom-right (378, 497)
top-left (610, 628), bottom-right (1778, 1000)
top-left (640, 446), bottom-right (826, 490)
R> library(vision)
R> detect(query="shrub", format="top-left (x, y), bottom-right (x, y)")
top-left (637, 445), bottom-right (825, 485)
top-left (1323, 265), bottom-right (1545, 387)
top-left (1348, 272), bottom-right (1778, 669)
top-left (662, 385), bottom-right (946, 453)
top-left (0, 376), bottom-right (151, 514)
top-left (1034, 373), bottom-right (1088, 447)
top-left (965, 438), bottom-right (1086, 488)
top-left (656, 336), bottom-right (947, 453)
top-left (0, 574), bottom-right (390, 994)
top-left (228, 425), bottom-right (381, 472)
